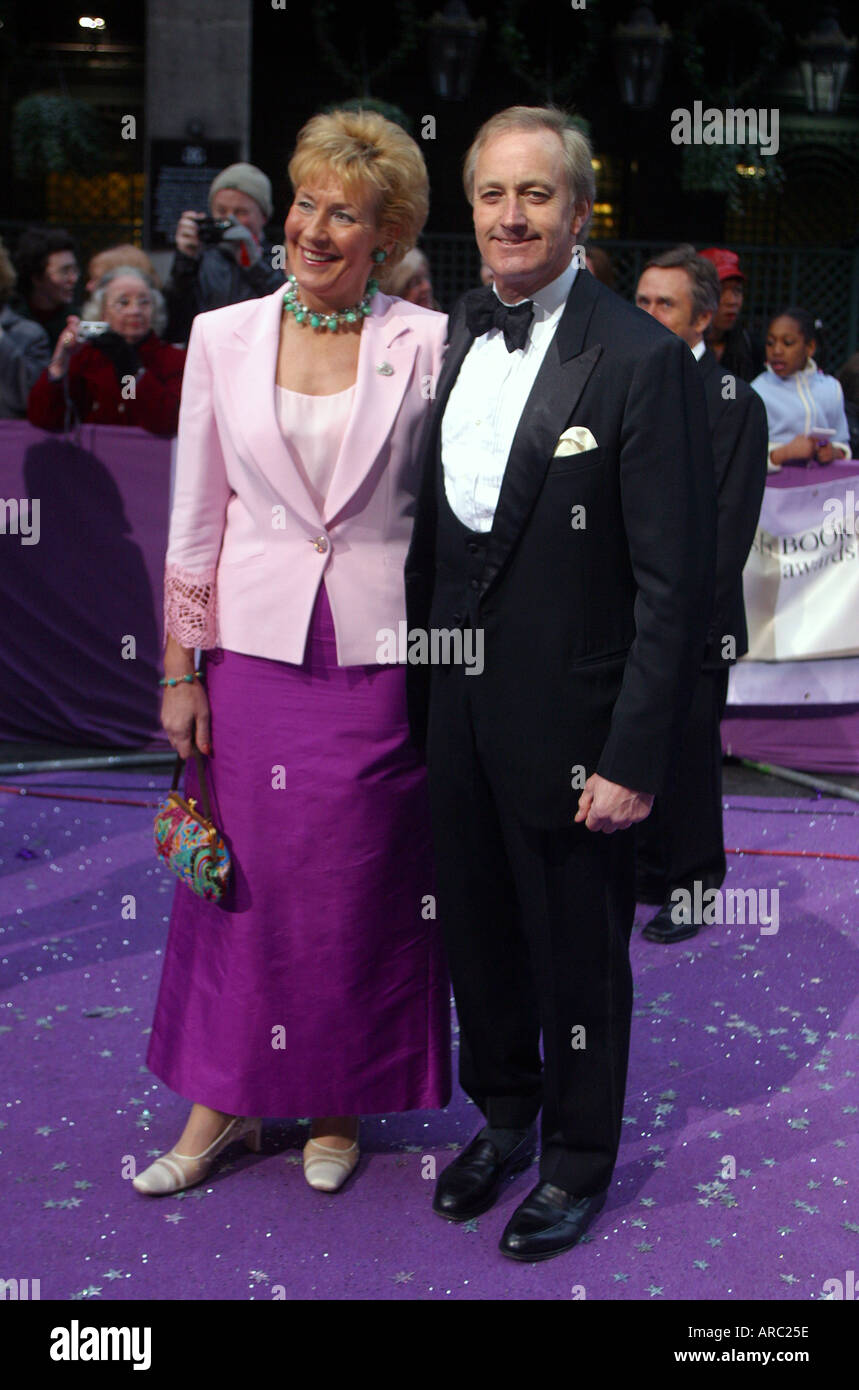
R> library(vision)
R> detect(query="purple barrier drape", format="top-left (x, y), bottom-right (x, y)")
top-left (0, 422), bottom-right (172, 748)
top-left (2, 423), bottom-right (858, 769)
top-left (722, 705), bottom-right (859, 775)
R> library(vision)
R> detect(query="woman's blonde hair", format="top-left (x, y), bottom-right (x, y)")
top-left (88, 244), bottom-right (162, 290)
top-left (288, 109), bottom-right (429, 275)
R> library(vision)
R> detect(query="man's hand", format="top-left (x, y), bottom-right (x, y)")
top-left (174, 211), bottom-right (203, 259)
top-left (574, 773), bottom-right (653, 833)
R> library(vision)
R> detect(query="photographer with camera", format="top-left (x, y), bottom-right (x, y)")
top-left (163, 163), bottom-right (286, 344)
top-left (27, 266), bottom-right (185, 436)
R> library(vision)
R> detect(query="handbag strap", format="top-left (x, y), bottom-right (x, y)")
top-left (170, 747), bottom-right (214, 822)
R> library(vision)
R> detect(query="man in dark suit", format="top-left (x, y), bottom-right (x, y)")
top-left (634, 246), bottom-right (768, 943)
top-left (404, 107), bottom-right (716, 1262)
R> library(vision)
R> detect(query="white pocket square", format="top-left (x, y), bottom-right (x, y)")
top-left (553, 426), bottom-right (598, 457)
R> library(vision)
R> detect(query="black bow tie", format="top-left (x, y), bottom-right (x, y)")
top-left (464, 287), bottom-right (535, 352)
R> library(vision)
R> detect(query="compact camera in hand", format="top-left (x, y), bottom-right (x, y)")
top-left (196, 216), bottom-right (236, 245)
top-left (76, 321), bottom-right (110, 341)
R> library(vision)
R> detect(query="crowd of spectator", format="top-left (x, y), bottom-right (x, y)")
top-left (1, 155), bottom-right (856, 463)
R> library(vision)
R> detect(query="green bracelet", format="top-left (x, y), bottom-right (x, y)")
top-left (159, 670), bottom-right (204, 687)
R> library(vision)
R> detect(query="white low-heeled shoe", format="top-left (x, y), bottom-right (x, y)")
top-left (133, 1115), bottom-right (262, 1196)
top-left (303, 1129), bottom-right (360, 1192)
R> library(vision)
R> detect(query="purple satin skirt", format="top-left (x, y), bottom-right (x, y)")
top-left (146, 585), bottom-right (451, 1117)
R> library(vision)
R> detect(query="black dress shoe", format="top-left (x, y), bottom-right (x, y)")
top-left (642, 896), bottom-right (701, 943)
top-left (499, 1181), bottom-right (607, 1261)
top-left (432, 1127), bottom-right (536, 1222)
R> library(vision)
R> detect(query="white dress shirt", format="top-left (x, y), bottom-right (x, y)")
top-left (691, 338), bottom-right (706, 361)
top-left (442, 257), bottom-right (579, 531)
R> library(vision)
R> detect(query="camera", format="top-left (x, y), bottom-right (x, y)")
top-left (195, 216), bottom-right (236, 245)
top-left (76, 321), bottom-right (110, 341)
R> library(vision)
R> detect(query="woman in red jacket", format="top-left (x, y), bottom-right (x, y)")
top-left (28, 266), bottom-right (185, 435)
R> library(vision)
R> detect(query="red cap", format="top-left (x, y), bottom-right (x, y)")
top-left (698, 247), bottom-right (746, 282)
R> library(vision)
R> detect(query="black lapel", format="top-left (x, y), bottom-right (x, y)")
top-left (480, 270), bottom-right (604, 599)
top-left (417, 296), bottom-right (476, 492)
top-left (698, 346), bottom-right (719, 385)
top-left (410, 296), bottom-right (478, 581)
top-left (435, 295), bottom-right (477, 416)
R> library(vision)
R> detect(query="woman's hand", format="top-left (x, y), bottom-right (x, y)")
top-left (770, 435), bottom-right (815, 466)
top-left (787, 434), bottom-right (816, 460)
top-left (48, 315), bottom-right (81, 380)
top-left (814, 441), bottom-right (836, 464)
top-left (161, 679), bottom-right (212, 760)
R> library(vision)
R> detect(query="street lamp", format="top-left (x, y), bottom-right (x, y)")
top-left (797, 8), bottom-right (856, 114)
top-left (613, 4), bottom-right (671, 111)
top-left (427, 0), bottom-right (486, 102)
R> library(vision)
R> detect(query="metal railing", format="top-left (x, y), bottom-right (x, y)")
top-left (421, 235), bottom-right (859, 369)
top-left (3, 217), bottom-right (856, 367)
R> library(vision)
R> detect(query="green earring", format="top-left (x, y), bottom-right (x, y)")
top-left (372, 249), bottom-right (387, 263)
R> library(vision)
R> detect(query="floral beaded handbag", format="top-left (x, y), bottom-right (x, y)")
top-left (153, 748), bottom-right (231, 902)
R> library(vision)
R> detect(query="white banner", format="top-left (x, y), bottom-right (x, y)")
top-left (729, 655), bottom-right (859, 706)
top-left (742, 474), bottom-right (859, 661)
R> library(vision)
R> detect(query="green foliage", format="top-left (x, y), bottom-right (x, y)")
top-left (679, 0), bottom-right (783, 104)
top-left (313, 0), bottom-right (419, 97)
top-left (12, 93), bottom-right (107, 180)
top-left (496, 0), bottom-right (605, 105)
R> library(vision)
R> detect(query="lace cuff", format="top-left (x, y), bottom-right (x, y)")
top-left (163, 562), bottom-right (218, 649)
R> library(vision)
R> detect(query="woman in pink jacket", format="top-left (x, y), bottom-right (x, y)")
top-left (135, 110), bottom-right (450, 1198)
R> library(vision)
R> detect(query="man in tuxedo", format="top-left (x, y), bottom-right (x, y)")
top-left (634, 246), bottom-right (768, 943)
top-left (405, 105), bottom-right (716, 1262)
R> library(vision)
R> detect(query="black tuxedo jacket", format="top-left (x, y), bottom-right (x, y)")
top-left (697, 348), bottom-right (768, 669)
top-left (405, 270), bottom-right (717, 828)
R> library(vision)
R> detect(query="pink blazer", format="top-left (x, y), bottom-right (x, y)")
top-left (163, 285), bottom-right (447, 665)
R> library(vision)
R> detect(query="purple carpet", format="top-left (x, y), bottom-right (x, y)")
top-left (1, 774), bottom-right (857, 1301)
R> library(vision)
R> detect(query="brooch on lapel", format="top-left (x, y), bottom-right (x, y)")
top-left (376, 361), bottom-right (394, 376)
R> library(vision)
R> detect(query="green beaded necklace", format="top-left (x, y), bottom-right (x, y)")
top-left (282, 273), bottom-right (378, 331)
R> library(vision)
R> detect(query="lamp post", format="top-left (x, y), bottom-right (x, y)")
top-left (797, 8), bottom-right (856, 114)
top-left (427, 0), bottom-right (486, 101)
top-left (612, 3), bottom-right (671, 112)
top-left (612, 5), bottom-right (671, 236)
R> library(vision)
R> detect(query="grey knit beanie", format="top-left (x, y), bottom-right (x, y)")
top-left (209, 163), bottom-right (273, 221)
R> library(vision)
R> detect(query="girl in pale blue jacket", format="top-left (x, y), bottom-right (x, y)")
top-left (751, 307), bottom-right (851, 471)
